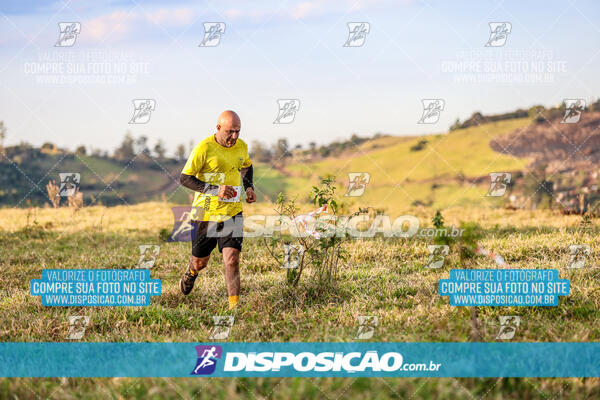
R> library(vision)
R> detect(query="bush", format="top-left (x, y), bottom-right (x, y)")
top-left (264, 177), bottom-right (366, 293)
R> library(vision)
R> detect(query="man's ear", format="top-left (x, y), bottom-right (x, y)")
top-left (216, 124), bottom-right (221, 131)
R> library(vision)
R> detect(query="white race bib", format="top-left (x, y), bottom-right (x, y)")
top-left (219, 186), bottom-right (242, 203)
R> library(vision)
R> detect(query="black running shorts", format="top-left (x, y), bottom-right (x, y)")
top-left (191, 213), bottom-right (244, 258)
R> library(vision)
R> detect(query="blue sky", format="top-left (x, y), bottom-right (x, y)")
top-left (1, 0), bottom-right (599, 155)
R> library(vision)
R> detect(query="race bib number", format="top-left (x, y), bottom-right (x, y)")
top-left (219, 186), bottom-right (242, 203)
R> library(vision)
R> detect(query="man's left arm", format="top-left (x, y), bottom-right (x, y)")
top-left (241, 149), bottom-right (256, 203)
top-left (241, 164), bottom-right (253, 191)
top-left (241, 165), bottom-right (256, 203)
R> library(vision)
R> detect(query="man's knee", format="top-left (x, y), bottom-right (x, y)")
top-left (190, 255), bottom-right (209, 270)
top-left (223, 248), bottom-right (239, 268)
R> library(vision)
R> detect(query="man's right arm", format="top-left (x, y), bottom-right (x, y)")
top-left (179, 174), bottom-right (220, 195)
top-left (180, 144), bottom-right (236, 199)
top-left (180, 143), bottom-right (220, 195)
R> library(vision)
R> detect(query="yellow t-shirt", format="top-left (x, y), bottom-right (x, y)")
top-left (181, 135), bottom-right (252, 222)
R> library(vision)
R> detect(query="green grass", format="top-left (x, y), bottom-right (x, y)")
top-left (1, 202), bottom-right (600, 397)
top-left (0, 117), bottom-right (594, 398)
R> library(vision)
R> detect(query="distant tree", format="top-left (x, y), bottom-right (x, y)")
top-left (309, 141), bottom-right (317, 155)
top-left (153, 139), bottom-right (166, 159)
top-left (273, 138), bottom-right (290, 162)
top-left (134, 135), bottom-right (149, 155)
top-left (175, 144), bottom-right (187, 161)
top-left (251, 141), bottom-right (272, 163)
top-left (114, 132), bottom-right (135, 161)
top-left (449, 118), bottom-right (461, 131)
top-left (40, 142), bottom-right (60, 155)
top-left (0, 121), bottom-right (6, 153)
top-left (319, 146), bottom-right (331, 158)
top-left (75, 145), bottom-right (86, 155)
top-left (528, 105), bottom-right (546, 122)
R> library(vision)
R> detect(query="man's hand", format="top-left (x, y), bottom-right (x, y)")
top-left (218, 185), bottom-right (237, 199)
top-left (245, 187), bottom-right (256, 203)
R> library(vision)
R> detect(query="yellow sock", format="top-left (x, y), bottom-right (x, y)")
top-left (188, 262), bottom-right (198, 276)
top-left (228, 295), bottom-right (239, 310)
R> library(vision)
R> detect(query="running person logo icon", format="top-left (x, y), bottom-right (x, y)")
top-left (485, 22), bottom-right (512, 47)
top-left (191, 345), bottom-right (223, 375)
top-left (273, 99), bottom-right (300, 124)
top-left (561, 99), bottom-right (586, 124)
top-left (486, 172), bottom-right (511, 197)
top-left (129, 99), bottom-right (156, 124)
top-left (58, 173), bottom-right (80, 197)
top-left (418, 99), bottom-right (445, 124)
top-left (343, 22), bottom-right (370, 47)
top-left (199, 22), bottom-right (226, 47)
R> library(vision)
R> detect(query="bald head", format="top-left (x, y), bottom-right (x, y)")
top-left (215, 110), bottom-right (241, 147)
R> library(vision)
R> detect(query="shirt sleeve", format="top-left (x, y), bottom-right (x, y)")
top-left (241, 165), bottom-right (254, 191)
top-left (179, 174), bottom-right (220, 195)
top-left (181, 144), bottom-right (206, 176)
top-left (241, 143), bottom-right (252, 168)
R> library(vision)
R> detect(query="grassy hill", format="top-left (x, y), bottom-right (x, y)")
top-left (0, 118), bottom-right (532, 210)
top-left (262, 118), bottom-right (532, 210)
top-left (0, 151), bottom-right (191, 207)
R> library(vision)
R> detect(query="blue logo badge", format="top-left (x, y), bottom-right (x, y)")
top-left (191, 345), bottom-right (222, 375)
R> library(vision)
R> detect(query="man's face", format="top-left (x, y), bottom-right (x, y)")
top-left (216, 119), bottom-right (240, 147)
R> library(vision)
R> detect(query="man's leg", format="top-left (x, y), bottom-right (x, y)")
top-left (180, 255), bottom-right (210, 295)
top-left (181, 221), bottom-right (216, 295)
top-left (222, 247), bottom-right (240, 309)
top-left (189, 255), bottom-right (210, 275)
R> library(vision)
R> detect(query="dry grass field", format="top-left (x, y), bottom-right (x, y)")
top-left (1, 201), bottom-right (600, 398)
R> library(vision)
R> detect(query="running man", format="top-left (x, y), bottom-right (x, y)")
top-left (178, 110), bottom-right (256, 310)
